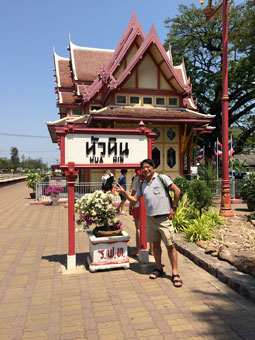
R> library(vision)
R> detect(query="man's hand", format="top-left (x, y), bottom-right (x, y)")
top-left (115, 183), bottom-right (126, 195)
top-left (169, 207), bottom-right (177, 220)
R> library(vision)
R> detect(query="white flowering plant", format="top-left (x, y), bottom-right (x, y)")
top-left (75, 190), bottom-right (122, 232)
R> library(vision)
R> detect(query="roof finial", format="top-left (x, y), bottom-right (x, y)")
top-left (69, 33), bottom-right (71, 43)
top-left (131, 11), bottom-right (136, 20)
top-left (168, 42), bottom-right (173, 64)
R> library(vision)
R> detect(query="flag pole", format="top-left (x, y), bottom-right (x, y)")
top-left (216, 138), bottom-right (219, 180)
top-left (231, 135), bottom-right (233, 176)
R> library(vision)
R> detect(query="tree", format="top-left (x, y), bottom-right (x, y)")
top-left (164, 0), bottom-right (255, 155)
top-left (0, 158), bottom-right (9, 170)
top-left (10, 147), bottom-right (19, 169)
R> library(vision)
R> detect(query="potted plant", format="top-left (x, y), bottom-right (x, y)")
top-left (240, 173), bottom-right (255, 211)
top-left (26, 171), bottom-right (38, 199)
top-left (26, 171), bottom-right (47, 199)
top-left (45, 185), bottom-right (64, 205)
top-left (75, 190), bottom-right (130, 272)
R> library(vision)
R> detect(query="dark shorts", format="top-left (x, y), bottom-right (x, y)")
top-left (119, 194), bottom-right (126, 202)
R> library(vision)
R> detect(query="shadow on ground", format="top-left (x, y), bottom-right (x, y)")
top-left (42, 252), bottom-right (89, 269)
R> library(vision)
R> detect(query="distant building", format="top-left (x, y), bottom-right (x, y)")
top-left (47, 13), bottom-right (214, 183)
top-left (233, 154), bottom-right (255, 173)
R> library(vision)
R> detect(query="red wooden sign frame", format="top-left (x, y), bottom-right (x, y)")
top-left (55, 122), bottom-right (155, 171)
top-left (54, 121), bottom-right (155, 269)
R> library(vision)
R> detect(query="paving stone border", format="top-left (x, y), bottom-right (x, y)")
top-left (175, 234), bottom-right (255, 303)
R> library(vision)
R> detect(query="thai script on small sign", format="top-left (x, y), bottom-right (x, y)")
top-left (86, 136), bottom-right (129, 164)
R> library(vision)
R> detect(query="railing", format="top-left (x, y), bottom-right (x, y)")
top-left (182, 176), bottom-right (242, 199)
top-left (35, 182), bottom-right (131, 202)
top-left (36, 182), bottom-right (103, 201)
top-left (36, 179), bottom-right (242, 202)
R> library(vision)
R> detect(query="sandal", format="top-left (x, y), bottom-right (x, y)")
top-left (149, 268), bottom-right (165, 279)
top-left (172, 274), bottom-right (183, 288)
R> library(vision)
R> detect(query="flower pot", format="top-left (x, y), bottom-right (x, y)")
top-left (30, 192), bottom-right (36, 199)
top-left (50, 194), bottom-right (59, 206)
top-left (247, 201), bottom-right (255, 211)
top-left (87, 230), bottom-right (130, 272)
top-left (93, 227), bottom-right (123, 238)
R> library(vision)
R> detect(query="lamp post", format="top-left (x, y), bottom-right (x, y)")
top-left (198, 0), bottom-right (234, 217)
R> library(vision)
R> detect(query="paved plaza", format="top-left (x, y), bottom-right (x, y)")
top-left (1, 182), bottom-right (255, 340)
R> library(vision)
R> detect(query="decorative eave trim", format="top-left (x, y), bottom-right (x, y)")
top-left (174, 58), bottom-right (188, 85)
top-left (166, 42), bottom-right (173, 64)
top-left (69, 41), bottom-right (78, 81)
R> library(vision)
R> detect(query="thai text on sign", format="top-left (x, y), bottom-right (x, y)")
top-left (65, 134), bottom-right (148, 164)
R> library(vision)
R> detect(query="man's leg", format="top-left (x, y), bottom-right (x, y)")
top-left (166, 244), bottom-right (182, 287)
top-left (149, 242), bottom-right (154, 256)
top-left (152, 240), bottom-right (162, 269)
top-left (149, 240), bottom-right (164, 279)
top-left (135, 218), bottom-right (140, 254)
top-left (166, 244), bottom-right (178, 274)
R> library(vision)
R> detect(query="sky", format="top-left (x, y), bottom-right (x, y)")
top-left (1, 0), bottom-right (245, 167)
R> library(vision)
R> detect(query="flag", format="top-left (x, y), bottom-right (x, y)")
top-left (228, 139), bottom-right (234, 157)
top-left (216, 140), bottom-right (222, 155)
top-left (195, 147), bottom-right (204, 161)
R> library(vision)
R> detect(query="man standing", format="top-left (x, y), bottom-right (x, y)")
top-left (116, 169), bottom-right (128, 215)
top-left (116, 159), bottom-right (182, 287)
top-left (101, 169), bottom-right (115, 192)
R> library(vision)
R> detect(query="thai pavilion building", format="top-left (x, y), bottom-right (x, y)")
top-left (47, 13), bottom-right (214, 183)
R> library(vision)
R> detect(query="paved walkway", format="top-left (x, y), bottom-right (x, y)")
top-left (1, 183), bottom-right (255, 340)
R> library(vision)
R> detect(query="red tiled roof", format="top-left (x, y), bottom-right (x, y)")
top-left (88, 107), bottom-right (213, 124)
top-left (73, 49), bottom-right (114, 82)
top-left (58, 60), bottom-right (73, 88)
top-left (60, 92), bottom-right (76, 104)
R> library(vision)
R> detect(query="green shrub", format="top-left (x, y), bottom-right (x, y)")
top-left (187, 180), bottom-right (213, 215)
top-left (174, 176), bottom-right (190, 200)
top-left (173, 193), bottom-right (192, 232)
top-left (205, 208), bottom-right (225, 227)
top-left (240, 173), bottom-right (255, 202)
top-left (184, 214), bottom-right (215, 242)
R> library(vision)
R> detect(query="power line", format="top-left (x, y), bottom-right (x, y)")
top-left (0, 149), bottom-right (58, 153)
top-left (0, 132), bottom-right (50, 138)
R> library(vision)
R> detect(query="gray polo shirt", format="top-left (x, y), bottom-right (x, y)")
top-left (136, 173), bottom-right (173, 216)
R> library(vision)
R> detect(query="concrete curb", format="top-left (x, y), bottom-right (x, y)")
top-left (29, 200), bottom-right (68, 205)
top-left (175, 234), bottom-right (255, 304)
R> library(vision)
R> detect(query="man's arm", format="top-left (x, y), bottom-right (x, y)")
top-left (168, 183), bottom-right (180, 220)
top-left (169, 183), bottom-right (180, 208)
top-left (116, 183), bottom-right (139, 205)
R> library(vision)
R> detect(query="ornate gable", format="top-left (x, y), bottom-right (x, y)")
top-left (53, 13), bottom-right (201, 114)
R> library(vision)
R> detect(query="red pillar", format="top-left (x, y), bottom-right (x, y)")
top-left (138, 124), bottom-right (155, 252)
top-left (64, 163), bottom-right (78, 268)
top-left (67, 178), bottom-right (75, 256)
top-left (139, 196), bottom-right (147, 250)
top-left (220, 0), bottom-right (234, 217)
